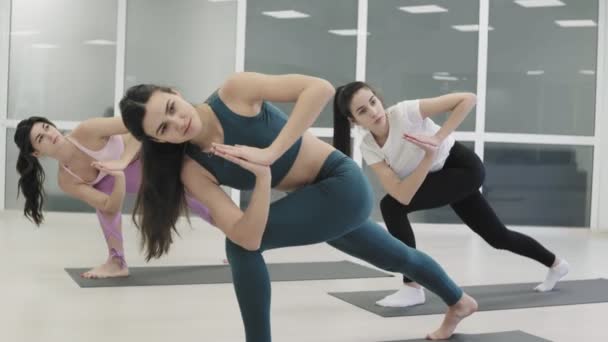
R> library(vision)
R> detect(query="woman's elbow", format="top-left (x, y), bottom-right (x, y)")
top-left (235, 236), bottom-right (262, 251)
top-left (228, 227), bottom-right (262, 251)
top-left (464, 93), bottom-right (477, 105)
top-left (242, 240), bottom-right (262, 252)
top-left (100, 199), bottom-right (123, 216)
top-left (397, 196), bottom-right (412, 206)
top-left (315, 79), bottom-right (335, 98)
top-left (100, 206), bottom-right (121, 217)
top-left (387, 191), bottom-right (412, 206)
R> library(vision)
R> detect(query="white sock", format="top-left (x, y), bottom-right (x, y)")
top-left (535, 259), bottom-right (570, 292)
top-left (375, 285), bottom-right (426, 308)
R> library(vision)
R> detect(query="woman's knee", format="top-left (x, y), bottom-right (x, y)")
top-left (458, 144), bottom-right (486, 187)
top-left (484, 231), bottom-right (512, 250)
top-left (473, 162), bottom-right (486, 188)
top-left (334, 169), bottom-right (374, 226)
top-left (465, 150), bottom-right (486, 187)
top-left (380, 195), bottom-right (407, 216)
top-left (225, 238), bottom-right (257, 262)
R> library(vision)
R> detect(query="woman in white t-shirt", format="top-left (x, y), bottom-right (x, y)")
top-left (333, 81), bottom-right (569, 308)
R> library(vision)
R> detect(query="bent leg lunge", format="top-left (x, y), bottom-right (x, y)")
top-left (328, 220), bottom-right (477, 339)
top-left (81, 174), bottom-right (130, 279)
top-left (81, 209), bottom-right (129, 279)
top-left (450, 190), bottom-right (568, 291)
top-left (225, 239), bottom-right (272, 342)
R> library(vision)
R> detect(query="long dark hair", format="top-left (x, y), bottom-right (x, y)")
top-left (333, 81), bottom-right (380, 157)
top-left (120, 84), bottom-right (188, 261)
top-left (14, 116), bottom-right (56, 225)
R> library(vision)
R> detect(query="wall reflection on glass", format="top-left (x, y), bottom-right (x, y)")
top-left (245, 0), bottom-right (357, 127)
top-left (484, 143), bottom-right (592, 227)
top-left (125, 0), bottom-right (237, 102)
top-left (487, 0), bottom-right (597, 135)
top-left (367, 0), bottom-right (479, 131)
top-left (8, 0), bottom-right (117, 121)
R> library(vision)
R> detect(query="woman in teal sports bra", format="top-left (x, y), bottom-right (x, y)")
top-left (119, 72), bottom-right (478, 341)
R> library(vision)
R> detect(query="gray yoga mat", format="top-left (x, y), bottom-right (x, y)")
top-left (330, 278), bottom-right (608, 317)
top-left (66, 260), bottom-right (393, 288)
top-left (383, 330), bottom-right (552, 342)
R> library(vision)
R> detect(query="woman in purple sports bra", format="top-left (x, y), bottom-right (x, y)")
top-left (13, 116), bottom-right (211, 279)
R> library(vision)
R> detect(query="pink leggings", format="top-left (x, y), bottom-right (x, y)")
top-left (94, 158), bottom-right (211, 266)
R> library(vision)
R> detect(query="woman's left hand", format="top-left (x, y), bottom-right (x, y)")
top-left (91, 159), bottom-right (127, 172)
top-left (212, 143), bottom-right (278, 166)
top-left (92, 161), bottom-right (125, 177)
top-left (403, 133), bottom-right (442, 148)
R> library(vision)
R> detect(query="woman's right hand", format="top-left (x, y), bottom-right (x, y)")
top-left (91, 159), bottom-right (127, 172)
top-left (213, 146), bottom-right (272, 180)
top-left (92, 161), bottom-right (125, 178)
top-left (403, 133), bottom-right (439, 156)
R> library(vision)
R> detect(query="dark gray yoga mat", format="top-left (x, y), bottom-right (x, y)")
top-left (66, 260), bottom-right (393, 288)
top-left (383, 330), bottom-right (552, 342)
top-left (330, 279), bottom-right (608, 317)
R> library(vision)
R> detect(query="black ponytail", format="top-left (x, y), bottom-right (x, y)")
top-left (332, 81), bottom-right (377, 157)
top-left (14, 116), bottom-right (56, 225)
top-left (333, 86), bottom-right (353, 157)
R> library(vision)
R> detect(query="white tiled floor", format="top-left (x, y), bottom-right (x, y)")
top-left (1, 210), bottom-right (607, 342)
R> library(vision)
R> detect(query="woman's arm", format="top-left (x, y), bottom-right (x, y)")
top-left (75, 117), bottom-right (129, 139)
top-left (58, 170), bottom-right (126, 215)
top-left (367, 133), bottom-right (440, 205)
top-left (92, 134), bottom-right (142, 172)
top-left (219, 72), bottom-right (335, 163)
top-left (419, 93), bottom-right (476, 141)
top-left (370, 156), bottom-right (434, 206)
top-left (181, 157), bottom-right (271, 251)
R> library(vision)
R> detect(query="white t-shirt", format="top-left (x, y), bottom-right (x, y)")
top-left (360, 99), bottom-right (455, 179)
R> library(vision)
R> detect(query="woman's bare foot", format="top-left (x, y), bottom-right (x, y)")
top-left (81, 258), bottom-right (129, 279)
top-left (426, 293), bottom-right (478, 340)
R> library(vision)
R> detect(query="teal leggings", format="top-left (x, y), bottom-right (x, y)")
top-left (225, 151), bottom-right (463, 342)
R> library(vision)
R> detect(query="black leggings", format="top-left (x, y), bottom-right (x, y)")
top-left (380, 142), bottom-right (556, 283)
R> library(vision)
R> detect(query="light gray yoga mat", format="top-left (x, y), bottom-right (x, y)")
top-left (383, 330), bottom-right (552, 342)
top-left (66, 260), bottom-right (393, 288)
top-left (330, 279), bottom-right (608, 317)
